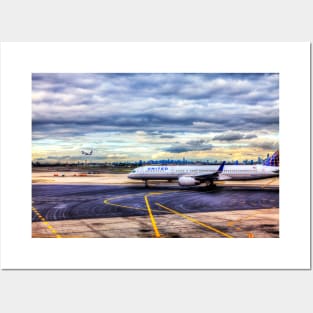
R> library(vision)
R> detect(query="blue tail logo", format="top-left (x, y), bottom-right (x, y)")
top-left (217, 161), bottom-right (226, 172)
top-left (263, 151), bottom-right (279, 166)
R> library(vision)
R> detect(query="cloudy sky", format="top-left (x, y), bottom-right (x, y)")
top-left (32, 73), bottom-right (279, 163)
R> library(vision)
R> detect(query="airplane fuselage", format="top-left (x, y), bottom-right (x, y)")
top-left (128, 164), bottom-right (279, 182)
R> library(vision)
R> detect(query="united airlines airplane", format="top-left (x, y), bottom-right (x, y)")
top-left (128, 151), bottom-right (279, 187)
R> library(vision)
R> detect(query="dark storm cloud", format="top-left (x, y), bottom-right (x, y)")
top-left (213, 132), bottom-right (257, 141)
top-left (32, 73), bottom-right (279, 139)
top-left (164, 140), bottom-right (213, 153)
top-left (244, 134), bottom-right (258, 139)
top-left (159, 135), bottom-right (175, 139)
top-left (32, 109), bottom-right (278, 136)
top-left (253, 141), bottom-right (279, 150)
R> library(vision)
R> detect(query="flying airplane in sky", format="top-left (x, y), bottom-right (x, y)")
top-left (128, 151), bottom-right (279, 187)
top-left (81, 149), bottom-right (93, 155)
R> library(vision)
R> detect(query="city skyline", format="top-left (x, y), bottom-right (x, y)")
top-left (32, 73), bottom-right (279, 163)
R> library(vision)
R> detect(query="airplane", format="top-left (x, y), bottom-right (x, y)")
top-left (81, 149), bottom-right (93, 156)
top-left (127, 151), bottom-right (279, 187)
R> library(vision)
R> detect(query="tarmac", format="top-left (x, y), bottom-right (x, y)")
top-left (32, 176), bottom-right (279, 238)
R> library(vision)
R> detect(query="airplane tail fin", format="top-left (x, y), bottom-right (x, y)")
top-left (217, 161), bottom-right (226, 172)
top-left (263, 151), bottom-right (279, 166)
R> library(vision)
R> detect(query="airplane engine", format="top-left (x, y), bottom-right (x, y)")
top-left (178, 176), bottom-right (201, 186)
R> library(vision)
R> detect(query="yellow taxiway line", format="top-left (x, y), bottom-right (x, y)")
top-left (104, 195), bottom-right (164, 213)
top-left (144, 194), bottom-right (161, 238)
top-left (155, 202), bottom-right (233, 238)
top-left (104, 198), bottom-right (149, 212)
top-left (32, 207), bottom-right (62, 238)
top-left (103, 190), bottom-right (241, 238)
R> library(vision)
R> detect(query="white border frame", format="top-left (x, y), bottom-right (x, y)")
top-left (0, 42), bottom-right (310, 269)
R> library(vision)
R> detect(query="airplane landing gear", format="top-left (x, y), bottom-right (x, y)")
top-left (144, 180), bottom-right (149, 188)
top-left (206, 181), bottom-right (217, 189)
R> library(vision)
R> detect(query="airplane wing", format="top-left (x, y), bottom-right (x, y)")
top-left (194, 161), bottom-right (226, 181)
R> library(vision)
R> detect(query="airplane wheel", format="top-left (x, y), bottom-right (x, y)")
top-left (207, 182), bottom-right (217, 190)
